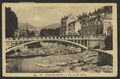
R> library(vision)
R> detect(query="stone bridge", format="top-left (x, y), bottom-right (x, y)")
top-left (6, 36), bottom-right (105, 50)
top-left (5, 36), bottom-right (113, 66)
top-left (6, 39), bottom-right (88, 53)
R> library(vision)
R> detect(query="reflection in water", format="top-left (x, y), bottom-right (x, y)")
top-left (6, 54), bottom-right (82, 73)
top-left (7, 58), bottom-right (23, 72)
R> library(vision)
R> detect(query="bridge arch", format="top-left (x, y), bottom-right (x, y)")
top-left (6, 39), bottom-right (88, 53)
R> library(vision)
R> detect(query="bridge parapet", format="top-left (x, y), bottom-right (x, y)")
top-left (6, 36), bottom-right (105, 41)
top-left (6, 36), bottom-right (105, 49)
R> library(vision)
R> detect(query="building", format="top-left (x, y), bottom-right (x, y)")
top-left (78, 14), bottom-right (103, 36)
top-left (103, 13), bottom-right (112, 35)
top-left (60, 14), bottom-right (81, 36)
top-left (78, 6), bottom-right (112, 36)
top-left (60, 15), bottom-right (70, 36)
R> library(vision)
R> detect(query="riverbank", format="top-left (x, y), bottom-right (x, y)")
top-left (6, 52), bottom-right (112, 73)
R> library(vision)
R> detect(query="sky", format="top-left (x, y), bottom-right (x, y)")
top-left (6, 3), bottom-right (105, 28)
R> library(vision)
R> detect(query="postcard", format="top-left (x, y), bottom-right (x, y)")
top-left (2, 3), bottom-right (117, 77)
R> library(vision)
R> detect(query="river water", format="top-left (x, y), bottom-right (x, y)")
top-left (6, 53), bottom-right (113, 73)
top-left (6, 53), bottom-right (84, 73)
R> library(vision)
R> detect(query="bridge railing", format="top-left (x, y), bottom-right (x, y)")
top-left (6, 36), bottom-right (105, 41)
top-left (5, 36), bottom-right (105, 49)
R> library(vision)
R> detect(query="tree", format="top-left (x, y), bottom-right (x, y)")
top-left (55, 27), bottom-right (60, 36)
top-left (6, 7), bottom-right (18, 38)
top-left (103, 6), bottom-right (112, 14)
top-left (31, 31), bottom-right (35, 37)
top-left (39, 28), bottom-right (47, 36)
top-left (93, 9), bottom-right (97, 15)
top-left (96, 8), bottom-right (103, 14)
top-left (88, 12), bottom-right (92, 16)
top-left (39, 28), bottom-right (60, 36)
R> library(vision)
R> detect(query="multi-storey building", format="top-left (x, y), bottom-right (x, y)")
top-left (79, 6), bottom-right (112, 36)
top-left (103, 13), bottom-right (112, 35)
top-left (79, 15), bottom-right (103, 36)
top-left (60, 14), bottom-right (81, 36)
top-left (60, 6), bottom-right (112, 37)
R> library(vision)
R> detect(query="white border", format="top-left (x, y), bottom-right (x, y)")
top-left (2, 3), bottom-right (117, 77)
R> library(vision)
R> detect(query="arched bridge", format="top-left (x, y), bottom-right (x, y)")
top-left (5, 36), bottom-right (113, 55)
top-left (6, 36), bottom-right (105, 50)
top-left (6, 39), bottom-right (88, 53)
top-left (6, 36), bottom-right (113, 66)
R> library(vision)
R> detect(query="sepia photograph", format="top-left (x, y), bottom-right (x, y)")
top-left (2, 3), bottom-right (117, 77)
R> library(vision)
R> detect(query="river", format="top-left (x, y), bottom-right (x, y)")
top-left (6, 43), bottom-right (112, 73)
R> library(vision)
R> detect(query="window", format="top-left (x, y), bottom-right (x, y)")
top-left (94, 21), bottom-right (97, 26)
top-left (100, 28), bottom-right (103, 34)
top-left (69, 27), bottom-right (71, 31)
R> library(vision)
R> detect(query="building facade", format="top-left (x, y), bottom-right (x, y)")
top-left (79, 15), bottom-right (103, 36)
top-left (60, 14), bottom-right (81, 36)
top-left (60, 6), bottom-right (112, 37)
top-left (79, 6), bottom-right (112, 37)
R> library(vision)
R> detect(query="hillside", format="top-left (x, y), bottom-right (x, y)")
top-left (45, 23), bottom-right (61, 29)
top-left (18, 22), bottom-right (38, 30)
top-left (18, 23), bottom-right (61, 30)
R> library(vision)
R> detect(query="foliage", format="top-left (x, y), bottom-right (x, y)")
top-left (40, 28), bottom-right (60, 36)
top-left (6, 7), bottom-right (18, 38)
